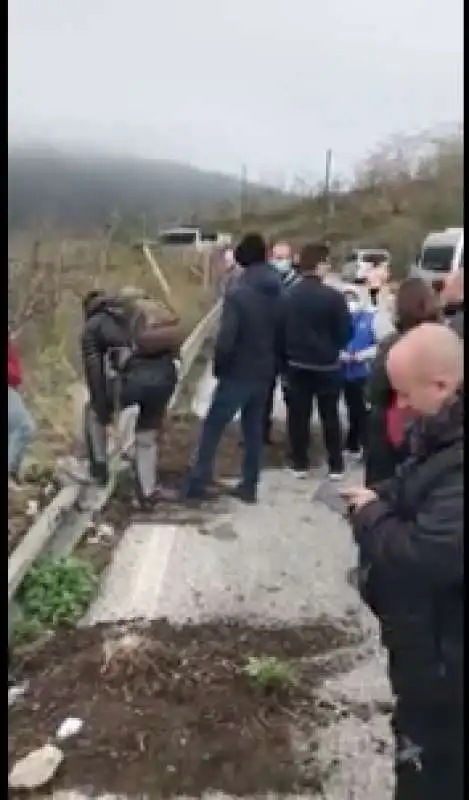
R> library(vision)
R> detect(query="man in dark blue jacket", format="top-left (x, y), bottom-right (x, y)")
top-left (181, 233), bottom-right (282, 504)
top-left (281, 243), bottom-right (352, 478)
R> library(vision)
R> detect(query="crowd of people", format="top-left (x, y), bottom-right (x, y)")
top-left (8, 231), bottom-right (464, 798)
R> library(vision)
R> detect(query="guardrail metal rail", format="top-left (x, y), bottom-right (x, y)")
top-left (8, 301), bottom-right (221, 638)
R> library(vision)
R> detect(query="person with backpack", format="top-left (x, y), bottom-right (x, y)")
top-left (365, 277), bottom-right (442, 487)
top-left (8, 333), bottom-right (36, 489)
top-left (71, 287), bottom-right (182, 507)
top-left (340, 289), bottom-right (377, 459)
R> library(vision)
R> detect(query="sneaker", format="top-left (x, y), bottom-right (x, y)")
top-left (227, 484), bottom-right (257, 504)
top-left (136, 486), bottom-right (178, 510)
top-left (288, 467), bottom-right (309, 479)
top-left (345, 448), bottom-right (363, 464)
top-left (179, 482), bottom-right (220, 504)
top-left (328, 471), bottom-right (345, 482)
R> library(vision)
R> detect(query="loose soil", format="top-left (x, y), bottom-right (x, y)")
top-left (9, 618), bottom-right (361, 797)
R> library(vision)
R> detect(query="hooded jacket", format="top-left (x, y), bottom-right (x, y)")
top-left (213, 262), bottom-right (282, 383)
top-left (281, 275), bottom-right (353, 373)
top-left (81, 295), bottom-right (180, 424)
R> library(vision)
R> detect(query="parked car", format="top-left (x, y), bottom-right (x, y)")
top-left (158, 227), bottom-right (232, 252)
top-left (409, 227), bottom-right (463, 293)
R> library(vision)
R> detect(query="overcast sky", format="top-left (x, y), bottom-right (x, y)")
top-left (8, 0), bottom-right (463, 185)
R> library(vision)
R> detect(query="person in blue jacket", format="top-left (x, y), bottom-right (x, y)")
top-left (340, 289), bottom-right (377, 457)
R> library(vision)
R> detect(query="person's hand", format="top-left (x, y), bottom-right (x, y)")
top-left (339, 486), bottom-right (378, 512)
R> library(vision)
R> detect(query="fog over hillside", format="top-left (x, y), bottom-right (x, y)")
top-left (8, 143), bottom-right (287, 234)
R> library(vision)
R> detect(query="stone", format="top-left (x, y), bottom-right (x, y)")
top-left (9, 743), bottom-right (64, 789)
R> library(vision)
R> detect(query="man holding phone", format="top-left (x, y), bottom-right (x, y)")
top-left (342, 323), bottom-right (463, 799)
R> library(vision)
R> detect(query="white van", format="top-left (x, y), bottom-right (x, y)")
top-left (412, 228), bottom-right (464, 290)
top-left (158, 227), bottom-right (232, 252)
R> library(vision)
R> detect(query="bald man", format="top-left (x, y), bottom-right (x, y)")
top-left (342, 323), bottom-right (463, 799)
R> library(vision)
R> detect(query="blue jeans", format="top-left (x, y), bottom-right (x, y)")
top-left (186, 379), bottom-right (268, 492)
top-left (8, 387), bottom-right (35, 475)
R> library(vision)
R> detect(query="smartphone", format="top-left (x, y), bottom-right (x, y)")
top-left (313, 481), bottom-right (352, 517)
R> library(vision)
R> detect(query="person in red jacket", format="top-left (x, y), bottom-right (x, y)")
top-left (8, 335), bottom-right (36, 487)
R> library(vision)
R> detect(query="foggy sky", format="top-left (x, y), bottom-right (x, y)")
top-left (8, 0), bottom-right (463, 185)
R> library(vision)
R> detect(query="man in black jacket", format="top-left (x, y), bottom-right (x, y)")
top-left (281, 243), bottom-right (352, 478)
top-left (342, 323), bottom-right (463, 799)
top-left (181, 233), bottom-right (282, 504)
top-left (77, 289), bottom-right (181, 507)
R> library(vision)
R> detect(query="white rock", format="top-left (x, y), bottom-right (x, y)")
top-left (9, 743), bottom-right (64, 789)
top-left (56, 717), bottom-right (84, 740)
top-left (97, 523), bottom-right (114, 539)
top-left (25, 499), bottom-right (39, 518)
top-left (8, 680), bottom-right (29, 707)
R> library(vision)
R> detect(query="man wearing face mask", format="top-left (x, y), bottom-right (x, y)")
top-left (263, 242), bottom-right (298, 442)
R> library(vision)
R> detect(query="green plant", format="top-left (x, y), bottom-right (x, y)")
top-left (19, 557), bottom-right (98, 628)
top-left (242, 655), bottom-right (296, 691)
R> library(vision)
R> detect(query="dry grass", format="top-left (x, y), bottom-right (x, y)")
top-left (210, 128), bottom-right (463, 278)
top-left (8, 238), bottom-right (218, 471)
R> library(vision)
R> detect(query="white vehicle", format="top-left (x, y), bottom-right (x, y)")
top-left (411, 227), bottom-right (464, 290)
top-left (158, 227), bottom-right (232, 252)
top-left (341, 248), bottom-right (391, 284)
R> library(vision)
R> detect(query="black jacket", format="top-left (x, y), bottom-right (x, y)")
top-left (352, 393), bottom-right (463, 702)
top-left (364, 330), bottom-right (404, 486)
top-left (213, 262), bottom-right (282, 383)
top-left (280, 275), bottom-right (352, 372)
top-left (445, 301), bottom-right (464, 339)
top-left (81, 296), bottom-right (176, 424)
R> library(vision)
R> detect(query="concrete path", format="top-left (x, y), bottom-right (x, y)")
top-left (83, 280), bottom-right (395, 797)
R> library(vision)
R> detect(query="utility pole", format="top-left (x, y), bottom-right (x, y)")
top-left (239, 164), bottom-right (248, 229)
top-left (324, 148), bottom-right (333, 230)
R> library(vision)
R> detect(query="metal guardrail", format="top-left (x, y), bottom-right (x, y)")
top-left (8, 301), bottom-right (222, 623)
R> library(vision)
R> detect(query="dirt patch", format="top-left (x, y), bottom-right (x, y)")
top-left (9, 618), bottom-right (361, 797)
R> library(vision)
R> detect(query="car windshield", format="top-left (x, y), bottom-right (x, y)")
top-left (159, 230), bottom-right (197, 246)
top-left (361, 251), bottom-right (389, 266)
top-left (421, 245), bottom-right (455, 272)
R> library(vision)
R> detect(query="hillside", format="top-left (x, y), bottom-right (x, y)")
top-left (8, 143), bottom-right (285, 234)
top-left (211, 129), bottom-right (464, 277)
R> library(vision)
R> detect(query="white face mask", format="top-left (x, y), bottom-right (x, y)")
top-left (346, 299), bottom-right (360, 313)
top-left (272, 258), bottom-right (292, 275)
